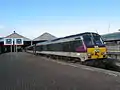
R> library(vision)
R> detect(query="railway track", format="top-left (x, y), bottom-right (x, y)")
top-left (28, 51), bottom-right (120, 72)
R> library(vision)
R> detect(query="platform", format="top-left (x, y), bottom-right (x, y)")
top-left (0, 52), bottom-right (120, 90)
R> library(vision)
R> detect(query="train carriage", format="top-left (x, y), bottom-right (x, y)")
top-left (26, 32), bottom-right (108, 65)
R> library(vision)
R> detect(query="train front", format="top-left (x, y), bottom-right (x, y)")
top-left (82, 33), bottom-right (107, 60)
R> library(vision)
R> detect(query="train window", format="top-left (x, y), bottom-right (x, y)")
top-left (83, 34), bottom-right (94, 46)
top-left (50, 44), bottom-right (55, 51)
top-left (63, 42), bottom-right (70, 52)
top-left (56, 43), bottom-right (63, 51)
top-left (47, 43), bottom-right (63, 51)
top-left (40, 40), bottom-right (83, 52)
top-left (43, 45), bottom-right (47, 51)
top-left (47, 44), bottom-right (50, 51)
top-left (92, 34), bottom-right (104, 45)
top-left (83, 33), bottom-right (104, 47)
top-left (70, 40), bottom-right (83, 52)
top-left (36, 45), bottom-right (42, 51)
top-left (40, 45), bottom-right (43, 51)
top-left (62, 40), bottom-right (83, 52)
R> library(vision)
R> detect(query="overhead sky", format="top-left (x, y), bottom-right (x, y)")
top-left (0, 0), bottom-right (120, 39)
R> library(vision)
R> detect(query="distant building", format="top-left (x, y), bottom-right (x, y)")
top-left (102, 32), bottom-right (120, 41)
top-left (33, 32), bottom-right (57, 44)
top-left (102, 32), bottom-right (120, 60)
top-left (0, 31), bottom-right (32, 52)
top-left (0, 31), bottom-right (32, 45)
top-left (0, 31), bottom-right (57, 53)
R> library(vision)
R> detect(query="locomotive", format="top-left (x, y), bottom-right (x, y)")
top-left (26, 32), bottom-right (108, 65)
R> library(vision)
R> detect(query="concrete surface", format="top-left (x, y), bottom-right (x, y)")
top-left (0, 52), bottom-right (120, 90)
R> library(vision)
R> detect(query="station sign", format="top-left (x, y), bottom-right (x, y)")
top-left (14, 38), bottom-right (24, 45)
top-left (4, 38), bottom-right (13, 45)
top-left (4, 38), bottom-right (24, 45)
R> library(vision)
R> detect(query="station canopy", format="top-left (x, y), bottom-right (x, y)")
top-left (33, 32), bottom-right (57, 41)
top-left (102, 32), bottom-right (120, 41)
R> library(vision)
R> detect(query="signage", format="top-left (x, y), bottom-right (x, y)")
top-left (4, 38), bottom-right (13, 45)
top-left (14, 38), bottom-right (24, 45)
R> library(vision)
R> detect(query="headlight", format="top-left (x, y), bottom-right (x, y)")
top-left (77, 53), bottom-right (81, 56)
top-left (87, 53), bottom-right (91, 58)
top-left (88, 53), bottom-right (91, 56)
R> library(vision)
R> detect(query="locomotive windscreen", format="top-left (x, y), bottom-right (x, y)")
top-left (83, 33), bottom-right (104, 47)
top-left (92, 33), bottom-right (104, 45)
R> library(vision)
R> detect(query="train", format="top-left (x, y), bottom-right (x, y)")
top-left (26, 32), bottom-right (111, 66)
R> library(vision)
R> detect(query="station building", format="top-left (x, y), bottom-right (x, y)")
top-left (0, 31), bottom-right (56, 53)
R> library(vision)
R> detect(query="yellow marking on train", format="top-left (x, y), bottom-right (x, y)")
top-left (87, 47), bottom-right (107, 59)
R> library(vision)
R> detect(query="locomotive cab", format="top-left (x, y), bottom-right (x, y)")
top-left (82, 33), bottom-right (107, 60)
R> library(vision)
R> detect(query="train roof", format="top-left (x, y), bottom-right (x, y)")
top-left (51, 32), bottom-right (98, 41)
top-left (36, 32), bottom-right (99, 45)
